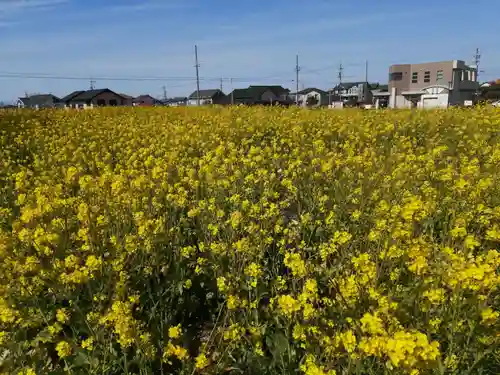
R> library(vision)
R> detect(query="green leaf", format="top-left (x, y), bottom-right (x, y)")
top-left (266, 331), bottom-right (288, 361)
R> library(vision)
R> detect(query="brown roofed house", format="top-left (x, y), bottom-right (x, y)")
top-left (62, 88), bottom-right (128, 108)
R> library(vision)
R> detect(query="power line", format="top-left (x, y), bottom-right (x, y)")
top-left (0, 71), bottom-right (299, 84)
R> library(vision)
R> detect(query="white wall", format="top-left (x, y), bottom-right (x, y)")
top-left (188, 99), bottom-right (212, 106)
top-left (420, 93), bottom-right (449, 109)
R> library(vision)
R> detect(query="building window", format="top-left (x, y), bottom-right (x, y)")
top-left (424, 71), bottom-right (431, 83)
top-left (97, 99), bottom-right (105, 106)
top-left (412, 72), bottom-right (418, 83)
top-left (389, 72), bottom-right (403, 81)
top-left (436, 70), bottom-right (444, 82)
top-left (109, 99), bottom-right (118, 106)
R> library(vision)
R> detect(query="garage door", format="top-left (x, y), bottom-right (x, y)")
top-left (422, 96), bottom-right (440, 108)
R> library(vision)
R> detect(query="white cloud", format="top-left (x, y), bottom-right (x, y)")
top-left (106, 0), bottom-right (188, 12)
top-left (0, 0), bottom-right (67, 15)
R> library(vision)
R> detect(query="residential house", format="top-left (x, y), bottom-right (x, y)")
top-left (388, 60), bottom-right (478, 108)
top-left (133, 94), bottom-right (162, 106)
top-left (479, 82), bottom-right (500, 102)
top-left (0, 104), bottom-right (16, 109)
top-left (293, 88), bottom-right (329, 107)
top-left (370, 84), bottom-right (390, 109)
top-left (226, 85), bottom-right (291, 105)
top-left (17, 94), bottom-right (62, 108)
top-left (162, 97), bottom-right (188, 106)
top-left (120, 93), bottom-right (134, 106)
top-left (330, 82), bottom-right (374, 107)
top-left (188, 89), bottom-right (226, 105)
top-left (62, 89), bottom-right (128, 108)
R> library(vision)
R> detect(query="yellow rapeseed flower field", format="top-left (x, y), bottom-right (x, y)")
top-left (1, 106), bottom-right (500, 374)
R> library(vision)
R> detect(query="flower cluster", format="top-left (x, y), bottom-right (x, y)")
top-left (1, 106), bottom-right (500, 374)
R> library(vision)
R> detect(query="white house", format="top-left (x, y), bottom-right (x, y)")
top-left (187, 89), bottom-right (226, 106)
top-left (294, 88), bottom-right (329, 107)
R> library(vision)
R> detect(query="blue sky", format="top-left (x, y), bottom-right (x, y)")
top-left (0, 0), bottom-right (499, 101)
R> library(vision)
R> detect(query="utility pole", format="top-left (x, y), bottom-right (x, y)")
top-left (220, 78), bottom-right (223, 91)
top-left (230, 78), bottom-right (234, 105)
top-left (295, 54), bottom-right (300, 105)
top-left (365, 60), bottom-right (369, 82)
top-left (338, 63), bottom-right (344, 105)
top-left (194, 45), bottom-right (201, 106)
top-left (162, 85), bottom-right (167, 101)
top-left (89, 79), bottom-right (96, 90)
top-left (473, 48), bottom-right (481, 100)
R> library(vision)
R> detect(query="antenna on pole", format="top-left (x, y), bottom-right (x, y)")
top-left (365, 60), bottom-right (369, 82)
top-left (220, 78), bottom-right (223, 91)
top-left (338, 63), bottom-right (343, 86)
top-left (473, 48), bottom-right (481, 81)
top-left (89, 79), bottom-right (96, 90)
top-left (295, 54), bottom-right (300, 106)
top-left (162, 85), bottom-right (167, 101)
top-left (194, 45), bottom-right (201, 106)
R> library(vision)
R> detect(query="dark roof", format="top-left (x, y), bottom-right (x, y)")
top-left (61, 91), bottom-right (85, 102)
top-left (120, 93), bottom-right (134, 99)
top-left (133, 95), bottom-right (160, 103)
top-left (331, 82), bottom-right (385, 92)
top-left (162, 97), bottom-right (187, 103)
top-left (18, 94), bottom-right (60, 107)
top-left (229, 85), bottom-right (291, 102)
top-left (248, 85), bottom-right (289, 96)
top-left (188, 89), bottom-right (224, 99)
top-left (375, 84), bottom-right (389, 91)
top-left (230, 88), bottom-right (256, 100)
top-left (482, 83), bottom-right (500, 91)
top-left (332, 82), bottom-right (367, 91)
top-left (66, 89), bottom-right (125, 102)
top-left (297, 87), bottom-right (327, 95)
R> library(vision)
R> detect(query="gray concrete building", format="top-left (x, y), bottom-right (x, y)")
top-left (388, 60), bottom-right (478, 108)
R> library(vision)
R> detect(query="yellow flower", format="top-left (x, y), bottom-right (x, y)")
top-left (284, 252), bottom-right (307, 278)
top-left (164, 342), bottom-right (189, 361)
top-left (55, 341), bottom-right (72, 358)
top-left (481, 308), bottom-right (499, 325)
top-left (56, 308), bottom-right (69, 324)
top-left (195, 352), bottom-right (209, 369)
top-left (277, 295), bottom-right (301, 317)
top-left (81, 337), bottom-right (94, 351)
top-left (168, 324), bottom-right (182, 339)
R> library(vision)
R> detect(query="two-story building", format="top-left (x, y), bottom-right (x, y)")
top-left (188, 89), bottom-right (226, 105)
top-left (388, 60), bottom-right (478, 108)
top-left (329, 82), bottom-right (374, 107)
top-left (293, 88), bottom-right (329, 107)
